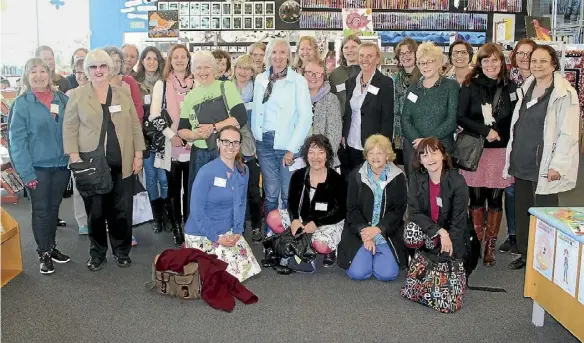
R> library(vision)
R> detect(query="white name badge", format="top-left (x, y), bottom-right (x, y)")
top-left (367, 85), bottom-right (379, 95)
top-left (315, 202), bottom-right (328, 211)
top-left (50, 104), bottom-right (59, 114)
top-left (510, 92), bottom-right (517, 102)
top-left (244, 102), bottom-right (252, 111)
top-left (144, 94), bottom-right (152, 105)
top-left (526, 99), bottom-right (538, 109)
top-left (336, 83), bottom-right (346, 92)
top-left (407, 92), bottom-right (418, 103)
top-left (109, 105), bottom-right (122, 113)
top-left (436, 197), bottom-right (443, 207)
top-left (213, 177), bottom-right (227, 188)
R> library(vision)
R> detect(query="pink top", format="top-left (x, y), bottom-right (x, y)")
top-left (429, 180), bottom-right (440, 223)
top-left (122, 75), bottom-right (144, 124)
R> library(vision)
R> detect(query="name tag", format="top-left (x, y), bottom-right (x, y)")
top-left (315, 202), bottom-right (328, 211)
top-left (336, 83), bottom-right (346, 92)
top-left (262, 80), bottom-right (269, 88)
top-left (244, 102), bottom-right (252, 111)
top-left (50, 103), bottom-right (59, 114)
top-left (510, 92), bottom-right (517, 102)
top-left (109, 105), bottom-right (122, 113)
top-left (213, 177), bottom-right (227, 187)
top-left (144, 94), bottom-right (151, 105)
top-left (526, 99), bottom-right (537, 109)
top-left (367, 85), bottom-right (379, 95)
top-left (436, 197), bottom-right (443, 207)
top-left (407, 92), bottom-right (418, 103)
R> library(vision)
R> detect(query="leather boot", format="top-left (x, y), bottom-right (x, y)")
top-left (470, 208), bottom-right (485, 241)
top-left (161, 198), bottom-right (172, 232)
top-left (150, 199), bottom-right (164, 233)
top-left (165, 198), bottom-right (184, 246)
top-left (484, 210), bottom-right (503, 267)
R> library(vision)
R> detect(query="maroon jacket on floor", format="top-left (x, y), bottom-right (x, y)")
top-left (155, 248), bottom-right (258, 312)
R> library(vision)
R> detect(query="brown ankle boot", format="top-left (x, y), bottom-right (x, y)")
top-left (484, 210), bottom-right (503, 267)
top-left (470, 208), bottom-right (485, 241)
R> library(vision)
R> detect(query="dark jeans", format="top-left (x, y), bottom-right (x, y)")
top-left (166, 160), bottom-right (190, 223)
top-left (188, 147), bottom-right (218, 206)
top-left (505, 184), bottom-right (516, 235)
top-left (515, 178), bottom-right (559, 257)
top-left (83, 167), bottom-right (133, 260)
top-left (245, 157), bottom-right (262, 229)
top-left (27, 167), bottom-right (70, 254)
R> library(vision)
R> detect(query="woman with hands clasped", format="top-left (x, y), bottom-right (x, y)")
top-left (407, 138), bottom-right (470, 260)
top-left (184, 126), bottom-right (261, 282)
top-left (337, 135), bottom-right (407, 281)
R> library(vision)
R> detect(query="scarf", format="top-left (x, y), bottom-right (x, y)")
top-left (393, 66), bottom-right (421, 149)
top-left (475, 73), bottom-right (503, 126)
top-left (366, 162), bottom-right (391, 245)
top-left (262, 66), bottom-right (288, 103)
top-left (143, 72), bottom-right (160, 92)
top-left (310, 82), bottom-right (330, 103)
top-left (166, 71), bottom-right (194, 161)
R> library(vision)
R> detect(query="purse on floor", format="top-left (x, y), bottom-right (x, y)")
top-left (149, 254), bottom-right (201, 301)
top-left (400, 251), bottom-right (467, 313)
top-left (452, 87), bottom-right (502, 171)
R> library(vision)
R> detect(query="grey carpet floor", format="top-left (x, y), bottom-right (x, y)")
top-left (1, 196), bottom-right (580, 343)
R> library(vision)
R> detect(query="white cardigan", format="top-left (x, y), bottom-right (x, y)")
top-left (503, 72), bottom-right (581, 195)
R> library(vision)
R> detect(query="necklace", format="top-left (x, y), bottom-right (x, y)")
top-left (360, 74), bottom-right (369, 90)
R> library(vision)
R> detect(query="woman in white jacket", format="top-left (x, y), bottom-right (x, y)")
top-left (503, 45), bottom-right (580, 270)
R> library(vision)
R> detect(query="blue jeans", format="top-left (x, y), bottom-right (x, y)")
top-left (505, 184), bottom-right (515, 235)
top-left (188, 147), bottom-right (218, 202)
top-left (143, 154), bottom-right (168, 200)
top-left (256, 131), bottom-right (293, 217)
top-left (346, 244), bottom-right (399, 281)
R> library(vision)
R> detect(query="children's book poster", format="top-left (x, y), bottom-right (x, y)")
top-left (342, 8), bottom-right (373, 37)
top-left (533, 219), bottom-right (556, 280)
top-left (553, 232), bottom-right (579, 297)
top-left (578, 244), bottom-right (584, 305)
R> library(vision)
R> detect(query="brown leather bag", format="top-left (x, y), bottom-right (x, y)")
top-left (150, 255), bottom-right (201, 300)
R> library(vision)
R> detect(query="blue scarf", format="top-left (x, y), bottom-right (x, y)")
top-left (366, 162), bottom-right (391, 245)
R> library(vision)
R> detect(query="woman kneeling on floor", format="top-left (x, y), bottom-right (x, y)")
top-left (337, 134), bottom-right (407, 281)
top-left (265, 134), bottom-right (347, 271)
top-left (183, 126), bottom-right (261, 282)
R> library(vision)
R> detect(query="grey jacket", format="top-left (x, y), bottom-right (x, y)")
top-left (312, 83), bottom-right (343, 167)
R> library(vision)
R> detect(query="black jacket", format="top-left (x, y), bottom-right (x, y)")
top-left (337, 163), bottom-right (408, 270)
top-left (457, 74), bottom-right (517, 149)
top-left (287, 167), bottom-right (346, 227)
top-left (407, 168), bottom-right (471, 260)
top-left (342, 69), bottom-right (394, 145)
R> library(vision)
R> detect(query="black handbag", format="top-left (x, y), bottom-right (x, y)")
top-left (452, 87), bottom-right (502, 171)
top-left (69, 89), bottom-right (113, 198)
top-left (143, 81), bottom-right (173, 153)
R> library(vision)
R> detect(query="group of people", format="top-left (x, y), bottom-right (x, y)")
top-left (6, 36), bottom-right (580, 285)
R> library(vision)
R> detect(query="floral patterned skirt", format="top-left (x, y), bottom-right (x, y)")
top-left (460, 148), bottom-right (514, 189)
top-left (184, 232), bottom-right (261, 282)
top-left (279, 210), bottom-right (344, 251)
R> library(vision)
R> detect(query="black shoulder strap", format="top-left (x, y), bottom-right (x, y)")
top-left (492, 87), bottom-right (503, 115)
top-left (161, 80), bottom-right (167, 110)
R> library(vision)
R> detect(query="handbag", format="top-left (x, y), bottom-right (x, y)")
top-left (69, 89), bottom-right (113, 197)
top-left (132, 174), bottom-right (154, 226)
top-left (150, 254), bottom-right (201, 301)
top-left (220, 81), bottom-right (256, 157)
top-left (452, 87), bottom-right (502, 171)
top-left (143, 81), bottom-right (173, 153)
top-left (400, 251), bottom-right (467, 313)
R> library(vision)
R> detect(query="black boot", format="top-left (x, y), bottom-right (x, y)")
top-left (261, 247), bottom-right (278, 268)
top-left (165, 198), bottom-right (184, 246)
top-left (161, 198), bottom-right (172, 232)
top-left (151, 199), bottom-right (164, 233)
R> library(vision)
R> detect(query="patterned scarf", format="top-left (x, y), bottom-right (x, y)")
top-left (393, 66), bottom-right (421, 149)
top-left (262, 66), bottom-right (288, 103)
top-left (366, 162), bottom-right (391, 245)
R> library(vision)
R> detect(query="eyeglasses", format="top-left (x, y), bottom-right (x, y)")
top-left (417, 59), bottom-right (436, 67)
top-left (88, 64), bottom-right (108, 70)
top-left (516, 51), bottom-right (532, 58)
top-left (399, 51), bottom-right (413, 57)
top-left (219, 139), bottom-right (241, 148)
top-left (252, 53), bottom-right (265, 58)
top-left (452, 50), bottom-right (469, 56)
top-left (304, 71), bottom-right (324, 78)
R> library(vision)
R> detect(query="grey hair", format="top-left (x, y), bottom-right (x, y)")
top-left (264, 38), bottom-right (292, 70)
top-left (73, 57), bottom-right (85, 72)
top-left (121, 43), bottom-right (139, 56)
top-left (19, 58), bottom-right (56, 95)
top-left (103, 46), bottom-right (125, 62)
top-left (191, 50), bottom-right (217, 72)
top-left (83, 49), bottom-right (115, 77)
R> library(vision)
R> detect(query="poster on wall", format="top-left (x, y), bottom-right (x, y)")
top-left (578, 244), bottom-right (584, 305)
top-left (342, 8), bottom-right (373, 37)
top-left (148, 10), bottom-right (179, 38)
top-left (526, 16), bottom-right (552, 41)
top-left (492, 14), bottom-right (515, 42)
top-left (533, 219), bottom-right (556, 281)
top-left (553, 232), bottom-right (579, 297)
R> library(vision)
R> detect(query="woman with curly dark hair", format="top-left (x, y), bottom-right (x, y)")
top-left (265, 134), bottom-right (347, 269)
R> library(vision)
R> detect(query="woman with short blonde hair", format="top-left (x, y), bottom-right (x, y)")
top-left (363, 134), bottom-right (397, 162)
top-left (294, 36), bottom-right (320, 71)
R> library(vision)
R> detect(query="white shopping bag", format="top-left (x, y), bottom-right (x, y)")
top-left (132, 173), bottom-right (153, 226)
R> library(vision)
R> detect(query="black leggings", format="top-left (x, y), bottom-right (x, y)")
top-left (469, 187), bottom-right (504, 211)
top-left (166, 160), bottom-right (190, 223)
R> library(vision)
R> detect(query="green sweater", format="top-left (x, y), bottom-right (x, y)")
top-left (401, 77), bottom-right (459, 151)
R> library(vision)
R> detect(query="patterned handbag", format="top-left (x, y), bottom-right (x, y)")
top-left (403, 221), bottom-right (440, 249)
top-left (400, 251), bottom-right (467, 313)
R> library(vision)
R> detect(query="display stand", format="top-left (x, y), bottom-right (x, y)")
top-left (1, 208), bottom-right (23, 287)
top-left (524, 207), bottom-right (584, 342)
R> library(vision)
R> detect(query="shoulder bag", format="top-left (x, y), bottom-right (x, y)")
top-left (69, 89), bottom-right (113, 197)
top-left (143, 81), bottom-right (173, 153)
top-left (452, 87), bottom-right (502, 171)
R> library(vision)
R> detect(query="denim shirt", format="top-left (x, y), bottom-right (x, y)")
top-left (251, 67), bottom-right (313, 153)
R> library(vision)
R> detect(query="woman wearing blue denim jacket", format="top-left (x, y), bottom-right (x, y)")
top-left (251, 38), bottom-right (313, 236)
top-left (8, 58), bottom-right (71, 275)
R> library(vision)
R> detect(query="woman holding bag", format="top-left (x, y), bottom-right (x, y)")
top-left (457, 43), bottom-right (516, 266)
